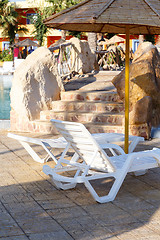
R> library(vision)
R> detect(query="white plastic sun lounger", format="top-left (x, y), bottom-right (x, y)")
top-left (8, 122), bottom-right (144, 164)
top-left (43, 120), bottom-right (160, 203)
top-left (7, 133), bottom-right (68, 163)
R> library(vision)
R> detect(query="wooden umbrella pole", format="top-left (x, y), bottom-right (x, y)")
top-left (124, 25), bottom-right (130, 154)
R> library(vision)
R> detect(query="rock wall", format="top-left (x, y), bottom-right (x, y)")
top-left (112, 42), bottom-right (160, 131)
top-left (10, 47), bottom-right (64, 121)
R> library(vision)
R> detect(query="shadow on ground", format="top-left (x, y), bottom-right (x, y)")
top-left (0, 133), bottom-right (160, 239)
top-left (64, 75), bottom-right (97, 91)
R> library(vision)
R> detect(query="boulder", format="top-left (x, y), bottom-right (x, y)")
top-left (112, 42), bottom-right (160, 127)
top-left (69, 37), bottom-right (98, 74)
top-left (132, 41), bottom-right (155, 62)
top-left (10, 46), bottom-right (64, 121)
top-left (129, 96), bottom-right (152, 124)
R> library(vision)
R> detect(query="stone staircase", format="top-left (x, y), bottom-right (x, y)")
top-left (10, 71), bottom-right (150, 138)
top-left (37, 71), bottom-right (127, 134)
top-left (40, 89), bottom-right (125, 134)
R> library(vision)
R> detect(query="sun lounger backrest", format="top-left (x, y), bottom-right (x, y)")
top-left (51, 119), bottom-right (116, 172)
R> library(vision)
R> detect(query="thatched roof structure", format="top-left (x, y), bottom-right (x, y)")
top-left (16, 39), bottom-right (39, 47)
top-left (107, 35), bottom-right (125, 45)
top-left (49, 38), bottom-right (66, 48)
top-left (44, 0), bottom-right (160, 34)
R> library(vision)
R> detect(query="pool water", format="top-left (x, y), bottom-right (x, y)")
top-left (0, 75), bottom-right (12, 119)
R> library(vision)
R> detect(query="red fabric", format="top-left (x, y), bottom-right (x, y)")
top-left (14, 47), bottom-right (19, 57)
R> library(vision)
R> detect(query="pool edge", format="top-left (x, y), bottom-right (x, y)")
top-left (0, 120), bottom-right (10, 130)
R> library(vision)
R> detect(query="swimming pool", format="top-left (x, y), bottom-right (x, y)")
top-left (0, 75), bottom-right (12, 119)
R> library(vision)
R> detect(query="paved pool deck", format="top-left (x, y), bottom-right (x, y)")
top-left (0, 130), bottom-right (160, 240)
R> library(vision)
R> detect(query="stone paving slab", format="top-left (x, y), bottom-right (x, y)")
top-left (0, 130), bottom-right (160, 239)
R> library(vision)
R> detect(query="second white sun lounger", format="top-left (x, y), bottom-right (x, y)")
top-left (8, 121), bottom-right (144, 163)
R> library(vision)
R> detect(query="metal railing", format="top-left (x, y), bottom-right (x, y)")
top-left (49, 42), bottom-right (73, 79)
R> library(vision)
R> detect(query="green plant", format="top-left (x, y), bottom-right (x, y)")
top-left (0, 49), bottom-right (13, 62)
top-left (45, 0), bottom-right (83, 38)
top-left (28, 8), bottom-right (51, 46)
top-left (0, 0), bottom-right (28, 45)
top-left (68, 31), bottom-right (82, 39)
top-left (144, 34), bottom-right (155, 44)
top-left (46, 0), bottom-right (81, 13)
top-left (106, 33), bottom-right (115, 39)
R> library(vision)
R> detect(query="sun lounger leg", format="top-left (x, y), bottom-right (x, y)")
top-left (51, 178), bottom-right (77, 190)
top-left (128, 137), bottom-right (143, 153)
top-left (84, 171), bottom-right (128, 203)
top-left (43, 164), bottom-right (80, 190)
top-left (134, 170), bottom-right (147, 176)
top-left (20, 141), bottom-right (47, 163)
top-left (52, 168), bottom-right (80, 190)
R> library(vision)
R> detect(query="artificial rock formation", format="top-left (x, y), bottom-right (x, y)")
top-left (129, 96), bottom-right (153, 125)
top-left (10, 46), bottom-right (64, 121)
top-left (112, 42), bottom-right (160, 127)
top-left (69, 37), bottom-right (98, 74)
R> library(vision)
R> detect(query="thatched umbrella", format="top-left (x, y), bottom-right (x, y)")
top-left (44, 0), bottom-right (160, 153)
top-left (16, 39), bottom-right (39, 47)
top-left (107, 35), bottom-right (125, 45)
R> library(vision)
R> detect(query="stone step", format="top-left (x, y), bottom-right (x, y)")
top-left (40, 111), bottom-right (124, 125)
top-left (52, 100), bottom-right (124, 113)
top-left (10, 112), bottom-right (150, 139)
top-left (78, 81), bottom-right (115, 92)
top-left (31, 120), bottom-right (58, 134)
top-left (64, 71), bottom-right (120, 91)
top-left (85, 122), bottom-right (124, 134)
top-left (85, 122), bottom-right (150, 139)
top-left (28, 119), bottom-right (123, 135)
top-left (31, 120), bottom-right (124, 135)
top-left (30, 121), bottom-right (150, 139)
top-left (95, 70), bottom-right (121, 77)
top-left (61, 90), bottom-right (121, 102)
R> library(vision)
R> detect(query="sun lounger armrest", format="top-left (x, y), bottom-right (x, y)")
top-left (100, 143), bottom-right (125, 155)
top-left (7, 133), bottom-right (42, 145)
top-left (128, 148), bottom-right (160, 162)
top-left (128, 136), bottom-right (144, 153)
top-left (123, 148), bottom-right (160, 172)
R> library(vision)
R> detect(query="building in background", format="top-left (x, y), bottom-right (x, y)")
top-left (0, 0), bottom-right (65, 52)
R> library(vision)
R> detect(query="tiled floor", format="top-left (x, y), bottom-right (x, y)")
top-left (0, 130), bottom-right (160, 240)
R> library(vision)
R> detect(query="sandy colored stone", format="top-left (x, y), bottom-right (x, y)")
top-left (129, 96), bottom-right (152, 125)
top-left (112, 42), bottom-right (160, 127)
top-left (69, 37), bottom-right (98, 74)
top-left (10, 47), bottom-right (64, 121)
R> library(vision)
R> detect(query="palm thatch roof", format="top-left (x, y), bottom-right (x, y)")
top-left (107, 35), bottom-right (124, 44)
top-left (49, 38), bottom-right (66, 48)
top-left (44, 0), bottom-right (160, 34)
top-left (16, 39), bottom-right (39, 47)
